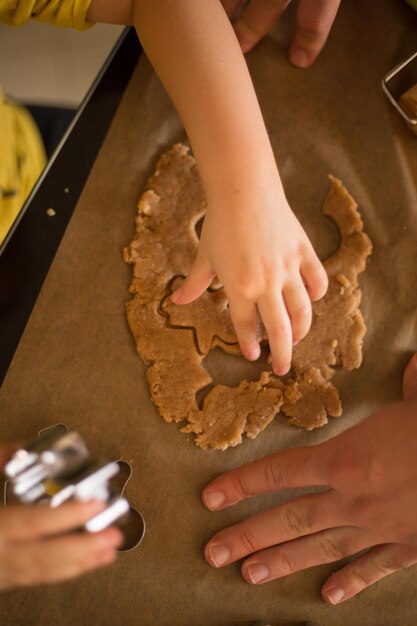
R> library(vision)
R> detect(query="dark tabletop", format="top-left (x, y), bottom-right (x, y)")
top-left (0, 27), bottom-right (142, 385)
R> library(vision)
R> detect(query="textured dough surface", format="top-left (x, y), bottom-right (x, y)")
top-left (124, 144), bottom-right (372, 450)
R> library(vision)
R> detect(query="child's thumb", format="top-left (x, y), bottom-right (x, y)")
top-left (171, 256), bottom-right (215, 305)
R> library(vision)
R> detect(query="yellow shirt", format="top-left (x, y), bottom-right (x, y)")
top-left (0, 0), bottom-right (93, 245)
top-left (0, 0), bottom-right (93, 31)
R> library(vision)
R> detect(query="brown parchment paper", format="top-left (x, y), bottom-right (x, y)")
top-left (1, 1), bottom-right (417, 624)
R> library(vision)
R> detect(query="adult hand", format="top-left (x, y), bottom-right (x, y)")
top-left (221, 0), bottom-right (342, 67)
top-left (0, 446), bottom-right (123, 590)
top-left (202, 353), bottom-right (417, 604)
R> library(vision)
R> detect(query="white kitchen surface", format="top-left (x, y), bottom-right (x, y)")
top-left (0, 21), bottom-right (124, 108)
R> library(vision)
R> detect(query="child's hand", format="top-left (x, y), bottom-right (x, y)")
top-left (221, 0), bottom-right (341, 67)
top-left (0, 445), bottom-right (123, 590)
top-left (172, 179), bottom-right (327, 375)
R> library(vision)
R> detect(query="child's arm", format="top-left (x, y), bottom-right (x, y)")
top-left (132, 0), bottom-right (327, 375)
top-left (89, 0), bottom-right (328, 373)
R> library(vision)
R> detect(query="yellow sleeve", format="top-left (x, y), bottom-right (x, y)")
top-left (0, 0), bottom-right (94, 31)
top-left (0, 90), bottom-right (47, 245)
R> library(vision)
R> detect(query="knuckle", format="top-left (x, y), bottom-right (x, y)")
top-left (349, 495), bottom-right (373, 522)
top-left (235, 277), bottom-right (262, 301)
top-left (281, 504), bottom-right (308, 537)
top-left (234, 318), bottom-right (256, 338)
top-left (239, 525), bottom-right (260, 554)
top-left (371, 548), bottom-right (403, 576)
top-left (298, 17), bottom-right (329, 38)
top-left (268, 321), bottom-right (291, 341)
top-left (351, 566), bottom-right (372, 588)
top-left (326, 445), bottom-right (362, 490)
top-left (273, 549), bottom-right (296, 575)
top-left (262, 458), bottom-right (285, 491)
top-left (318, 531), bottom-right (345, 562)
top-left (291, 302), bottom-right (311, 323)
top-left (230, 473), bottom-right (254, 500)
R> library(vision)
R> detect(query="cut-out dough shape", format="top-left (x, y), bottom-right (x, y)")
top-left (124, 145), bottom-right (372, 450)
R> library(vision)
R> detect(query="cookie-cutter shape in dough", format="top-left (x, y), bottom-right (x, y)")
top-left (124, 145), bottom-right (372, 450)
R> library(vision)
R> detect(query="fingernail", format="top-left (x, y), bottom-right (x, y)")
top-left (273, 364), bottom-right (290, 377)
top-left (292, 340), bottom-right (299, 347)
top-left (325, 587), bottom-right (345, 605)
top-left (290, 48), bottom-right (309, 68)
top-left (204, 490), bottom-right (226, 510)
top-left (246, 347), bottom-right (261, 361)
top-left (247, 563), bottom-right (270, 584)
top-left (209, 544), bottom-right (231, 567)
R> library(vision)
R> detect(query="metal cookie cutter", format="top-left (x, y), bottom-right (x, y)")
top-left (382, 50), bottom-right (417, 134)
top-left (4, 427), bottom-right (145, 547)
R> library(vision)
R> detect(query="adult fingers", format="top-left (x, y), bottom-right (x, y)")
top-left (233, 0), bottom-right (292, 53)
top-left (402, 353), bottom-right (417, 402)
top-left (322, 543), bottom-right (417, 605)
top-left (171, 254), bottom-right (215, 305)
top-left (0, 500), bottom-right (105, 541)
top-left (205, 491), bottom-right (344, 568)
top-left (220, 0), bottom-right (243, 19)
top-left (203, 443), bottom-right (325, 511)
top-left (300, 252), bottom-right (328, 302)
top-left (289, 0), bottom-right (341, 68)
top-left (282, 278), bottom-right (312, 344)
top-left (0, 527), bottom-right (122, 590)
top-left (258, 294), bottom-right (292, 376)
top-left (228, 297), bottom-right (260, 361)
top-left (241, 526), bottom-right (373, 585)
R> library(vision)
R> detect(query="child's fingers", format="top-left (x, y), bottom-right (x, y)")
top-left (0, 501), bottom-right (105, 541)
top-left (258, 295), bottom-right (292, 376)
top-left (171, 255), bottom-right (215, 305)
top-left (289, 0), bottom-right (341, 68)
top-left (300, 254), bottom-right (328, 302)
top-left (283, 279), bottom-right (312, 344)
top-left (228, 298), bottom-right (260, 361)
top-left (233, 0), bottom-right (290, 53)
